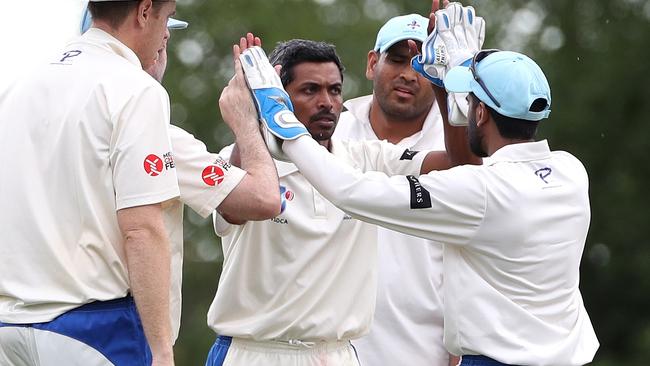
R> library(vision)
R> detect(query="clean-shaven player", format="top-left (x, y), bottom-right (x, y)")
top-left (0, 3), bottom-right (278, 366)
top-left (241, 21), bottom-right (600, 366)
top-left (205, 39), bottom-right (475, 366)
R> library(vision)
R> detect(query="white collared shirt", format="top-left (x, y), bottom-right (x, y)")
top-left (284, 137), bottom-right (600, 365)
top-left (208, 138), bottom-right (427, 341)
top-left (0, 28), bottom-right (181, 330)
top-left (335, 95), bottom-right (449, 365)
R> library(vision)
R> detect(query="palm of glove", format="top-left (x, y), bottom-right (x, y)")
top-left (412, 2), bottom-right (485, 87)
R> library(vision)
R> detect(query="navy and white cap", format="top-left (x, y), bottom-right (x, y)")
top-left (445, 51), bottom-right (552, 121)
top-left (82, 0), bottom-right (188, 34)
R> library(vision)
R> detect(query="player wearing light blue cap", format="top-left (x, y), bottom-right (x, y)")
top-left (334, 11), bottom-right (454, 366)
top-left (232, 18), bottom-right (600, 366)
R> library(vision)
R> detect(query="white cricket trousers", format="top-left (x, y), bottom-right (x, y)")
top-left (205, 335), bottom-right (361, 366)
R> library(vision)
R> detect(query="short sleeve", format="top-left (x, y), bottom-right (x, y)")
top-left (169, 126), bottom-right (246, 218)
top-left (111, 85), bottom-right (179, 210)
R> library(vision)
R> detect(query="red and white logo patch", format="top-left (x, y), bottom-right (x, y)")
top-left (144, 154), bottom-right (164, 176)
top-left (202, 165), bottom-right (225, 186)
top-left (284, 190), bottom-right (294, 201)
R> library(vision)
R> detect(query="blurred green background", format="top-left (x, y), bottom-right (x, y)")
top-left (163, 0), bottom-right (650, 364)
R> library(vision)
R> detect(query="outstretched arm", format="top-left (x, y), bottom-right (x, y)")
top-left (284, 136), bottom-right (484, 244)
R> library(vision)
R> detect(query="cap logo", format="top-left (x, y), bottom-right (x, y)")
top-left (407, 20), bottom-right (421, 29)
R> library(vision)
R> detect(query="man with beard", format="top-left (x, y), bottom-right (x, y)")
top-left (204, 39), bottom-right (474, 366)
top-left (255, 45), bottom-right (599, 366)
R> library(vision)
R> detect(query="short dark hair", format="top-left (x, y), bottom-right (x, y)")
top-left (268, 39), bottom-right (345, 87)
top-left (469, 93), bottom-right (541, 140)
top-left (88, 0), bottom-right (166, 30)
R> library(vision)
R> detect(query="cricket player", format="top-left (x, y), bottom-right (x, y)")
top-left (240, 19), bottom-right (600, 366)
top-left (333, 11), bottom-right (462, 366)
top-left (205, 36), bottom-right (474, 366)
top-left (0, 2), bottom-right (278, 366)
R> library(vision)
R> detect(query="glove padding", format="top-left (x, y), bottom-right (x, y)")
top-left (411, 3), bottom-right (485, 88)
top-left (239, 46), bottom-right (308, 161)
top-left (448, 92), bottom-right (469, 126)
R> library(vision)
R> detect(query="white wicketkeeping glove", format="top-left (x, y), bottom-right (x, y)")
top-left (239, 46), bottom-right (308, 162)
top-left (411, 2), bottom-right (486, 125)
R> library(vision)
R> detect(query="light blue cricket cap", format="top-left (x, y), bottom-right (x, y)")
top-left (81, 1), bottom-right (188, 34)
top-left (374, 14), bottom-right (429, 53)
top-left (445, 51), bottom-right (551, 121)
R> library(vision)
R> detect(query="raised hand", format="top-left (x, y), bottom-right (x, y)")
top-left (238, 46), bottom-right (308, 161)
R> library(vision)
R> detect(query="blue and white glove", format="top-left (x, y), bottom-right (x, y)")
top-left (239, 46), bottom-right (308, 161)
top-left (411, 3), bottom-right (485, 125)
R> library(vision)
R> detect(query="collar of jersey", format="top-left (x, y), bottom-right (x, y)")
top-left (78, 28), bottom-right (142, 69)
top-left (342, 94), bottom-right (441, 147)
top-left (484, 139), bottom-right (551, 166)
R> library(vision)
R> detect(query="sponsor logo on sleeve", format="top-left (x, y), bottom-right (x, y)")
top-left (202, 165), bottom-right (225, 186)
top-left (163, 152), bottom-right (175, 170)
top-left (214, 157), bottom-right (232, 171)
top-left (400, 149), bottom-right (420, 160)
top-left (407, 175), bottom-right (432, 209)
top-left (144, 154), bottom-right (164, 176)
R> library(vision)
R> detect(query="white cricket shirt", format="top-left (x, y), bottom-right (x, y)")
top-left (334, 95), bottom-right (449, 365)
top-left (285, 138), bottom-right (599, 365)
top-left (0, 28), bottom-right (180, 327)
top-left (166, 125), bottom-right (246, 340)
top-left (208, 138), bottom-right (427, 342)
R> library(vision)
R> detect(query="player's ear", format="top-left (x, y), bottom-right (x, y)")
top-left (366, 50), bottom-right (379, 80)
top-left (476, 102), bottom-right (489, 127)
top-left (137, 0), bottom-right (154, 28)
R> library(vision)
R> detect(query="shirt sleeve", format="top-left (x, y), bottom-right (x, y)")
top-left (169, 126), bottom-right (246, 218)
top-left (210, 144), bottom-right (238, 237)
top-left (285, 136), bottom-right (486, 246)
top-left (331, 138), bottom-right (427, 176)
top-left (111, 85), bottom-right (180, 210)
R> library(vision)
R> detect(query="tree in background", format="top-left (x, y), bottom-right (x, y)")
top-left (164, 0), bottom-right (650, 364)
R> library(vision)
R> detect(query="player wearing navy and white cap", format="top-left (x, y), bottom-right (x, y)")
top-left (247, 17), bottom-right (600, 366)
top-left (205, 37), bottom-right (475, 366)
top-left (0, 2), bottom-right (279, 366)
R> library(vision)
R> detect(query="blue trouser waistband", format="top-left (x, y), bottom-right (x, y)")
top-left (462, 355), bottom-right (518, 366)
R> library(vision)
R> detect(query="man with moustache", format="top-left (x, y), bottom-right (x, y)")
top-left (249, 43), bottom-right (600, 366)
top-left (204, 39), bottom-right (474, 366)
